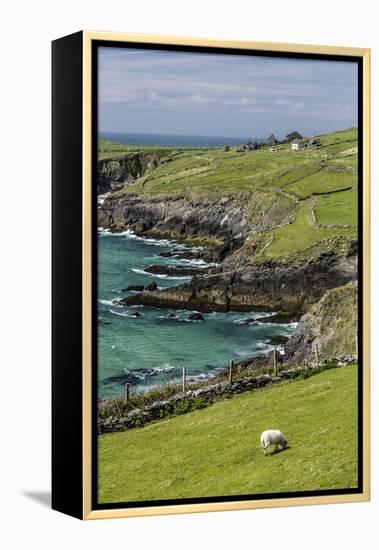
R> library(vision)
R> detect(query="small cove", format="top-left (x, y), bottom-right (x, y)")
top-left (98, 230), bottom-right (296, 398)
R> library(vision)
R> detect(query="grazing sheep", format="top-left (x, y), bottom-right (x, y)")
top-left (260, 430), bottom-right (287, 456)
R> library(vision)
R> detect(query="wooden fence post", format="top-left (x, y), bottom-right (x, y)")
top-left (182, 367), bottom-right (186, 392)
top-left (124, 383), bottom-right (130, 403)
top-left (314, 344), bottom-right (319, 367)
top-left (229, 360), bottom-right (234, 384)
top-left (273, 348), bottom-right (278, 377)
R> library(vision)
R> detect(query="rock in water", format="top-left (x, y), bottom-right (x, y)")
top-left (268, 335), bottom-right (289, 345)
top-left (123, 285), bottom-right (144, 292)
top-left (143, 265), bottom-right (204, 277)
top-left (187, 312), bottom-right (204, 321)
top-left (145, 281), bottom-right (158, 291)
top-left (255, 312), bottom-right (299, 324)
top-left (129, 311), bottom-right (140, 318)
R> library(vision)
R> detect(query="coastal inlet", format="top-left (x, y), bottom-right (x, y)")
top-left (98, 229), bottom-right (297, 398)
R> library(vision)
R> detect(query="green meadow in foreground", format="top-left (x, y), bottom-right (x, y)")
top-left (99, 364), bottom-right (358, 503)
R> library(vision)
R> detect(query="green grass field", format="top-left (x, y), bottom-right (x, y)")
top-left (260, 200), bottom-right (356, 259)
top-left (98, 364), bottom-right (358, 504)
top-left (112, 128), bottom-right (357, 199)
top-left (99, 139), bottom-right (192, 160)
top-left (104, 128), bottom-right (358, 262)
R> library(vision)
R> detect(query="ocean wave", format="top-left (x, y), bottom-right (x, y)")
top-left (97, 228), bottom-right (206, 253)
top-left (233, 312), bottom-right (277, 325)
top-left (124, 363), bottom-right (176, 382)
top-left (157, 313), bottom-right (203, 323)
top-left (98, 298), bottom-right (122, 307)
top-left (255, 320), bottom-right (298, 329)
top-left (256, 342), bottom-right (285, 355)
top-left (98, 194), bottom-right (110, 205)
top-left (168, 257), bottom-right (216, 267)
top-left (154, 363), bottom-right (176, 374)
top-left (109, 309), bottom-right (143, 318)
top-left (131, 268), bottom-right (192, 280)
top-left (97, 228), bottom-right (144, 239)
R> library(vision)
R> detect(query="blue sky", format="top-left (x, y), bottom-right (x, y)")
top-left (99, 47), bottom-right (358, 139)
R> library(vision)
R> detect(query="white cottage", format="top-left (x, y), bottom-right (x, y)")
top-left (291, 139), bottom-right (302, 151)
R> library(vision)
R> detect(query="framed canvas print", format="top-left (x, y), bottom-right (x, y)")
top-left (52, 31), bottom-right (370, 520)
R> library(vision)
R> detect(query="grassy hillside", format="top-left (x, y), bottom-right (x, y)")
top-left (98, 364), bottom-right (358, 504)
top-left (99, 139), bottom-right (183, 160)
top-left (115, 128), bottom-right (357, 199)
top-left (104, 128), bottom-right (358, 263)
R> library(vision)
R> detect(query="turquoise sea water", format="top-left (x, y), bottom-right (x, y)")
top-left (98, 231), bottom-right (296, 398)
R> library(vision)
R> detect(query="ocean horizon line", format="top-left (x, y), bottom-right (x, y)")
top-left (99, 131), bottom-right (266, 148)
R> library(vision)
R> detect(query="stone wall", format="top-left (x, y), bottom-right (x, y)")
top-left (98, 357), bottom-right (355, 434)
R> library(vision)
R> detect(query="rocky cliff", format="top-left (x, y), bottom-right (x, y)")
top-left (98, 151), bottom-right (168, 195)
top-left (98, 194), bottom-right (252, 241)
top-left (284, 283), bottom-right (358, 364)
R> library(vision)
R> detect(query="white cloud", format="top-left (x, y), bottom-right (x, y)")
top-left (275, 99), bottom-right (305, 110)
top-left (98, 47), bottom-right (358, 135)
top-left (224, 97), bottom-right (258, 106)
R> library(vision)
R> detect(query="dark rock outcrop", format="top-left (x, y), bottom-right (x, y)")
top-left (187, 312), bottom-right (204, 321)
top-left (254, 312), bottom-right (299, 324)
top-left (123, 285), bottom-right (144, 292)
top-left (145, 281), bottom-right (157, 291)
top-left (118, 251), bottom-right (357, 314)
top-left (98, 151), bottom-right (168, 195)
top-left (268, 335), bottom-right (289, 345)
top-left (143, 265), bottom-right (206, 277)
top-left (130, 311), bottom-right (140, 318)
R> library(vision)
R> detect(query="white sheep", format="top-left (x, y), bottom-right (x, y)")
top-left (260, 429), bottom-right (287, 456)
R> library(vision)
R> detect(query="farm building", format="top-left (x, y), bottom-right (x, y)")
top-left (285, 131), bottom-right (303, 143)
top-left (267, 134), bottom-right (278, 145)
top-left (291, 139), bottom-right (303, 151)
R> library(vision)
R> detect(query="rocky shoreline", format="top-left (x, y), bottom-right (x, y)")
top-left (99, 188), bottom-right (357, 314)
top-left (98, 178), bottom-right (358, 386)
top-left (116, 250), bottom-right (356, 314)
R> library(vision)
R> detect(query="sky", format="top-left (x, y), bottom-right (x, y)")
top-left (98, 47), bottom-right (358, 139)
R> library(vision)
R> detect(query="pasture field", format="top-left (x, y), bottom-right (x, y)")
top-left (99, 364), bottom-right (358, 503)
top-left (107, 128), bottom-right (358, 262)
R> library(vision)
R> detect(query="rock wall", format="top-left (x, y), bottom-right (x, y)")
top-left (98, 361), bottom-right (354, 434)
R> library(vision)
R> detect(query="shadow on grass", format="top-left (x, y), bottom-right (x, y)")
top-left (263, 446), bottom-right (291, 456)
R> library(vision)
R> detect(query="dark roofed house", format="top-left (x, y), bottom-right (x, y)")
top-left (285, 131), bottom-right (303, 143)
top-left (267, 134), bottom-right (278, 145)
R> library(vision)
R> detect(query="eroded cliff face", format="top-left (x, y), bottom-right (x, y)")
top-left (98, 194), bottom-right (251, 242)
top-left (284, 283), bottom-right (358, 364)
top-left (98, 151), bottom-right (168, 194)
